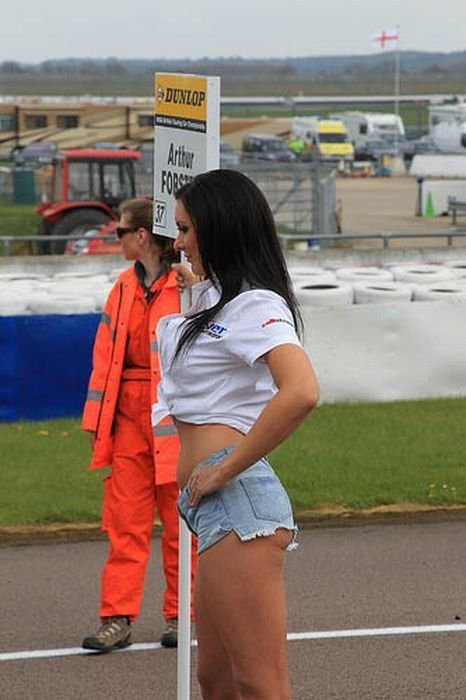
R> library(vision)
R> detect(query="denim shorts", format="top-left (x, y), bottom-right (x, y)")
top-left (177, 447), bottom-right (298, 555)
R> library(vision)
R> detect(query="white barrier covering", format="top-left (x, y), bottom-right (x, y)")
top-left (353, 281), bottom-right (413, 304)
top-left (295, 281), bottom-right (354, 307)
top-left (0, 296), bottom-right (29, 316)
top-left (410, 155), bottom-right (466, 178)
top-left (412, 282), bottom-right (466, 302)
top-left (109, 266), bottom-right (131, 282)
top-left (28, 296), bottom-right (96, 314)
top-left (288, 266), bottom-right (334, 278)
top-left (443, 259), bottom-right (466, 278)
top-left (335, 266), bottom-right (393, 283)
top-left (289, 266), bottom-right (337, 286)
top-left (391, 264), bottom-right (459, 284)
top-left (292, 273), bottom-right (337, 290)
top-left (303, 301), bottom-right (466, 403)
top-left (420, 179), bottom-right (466, 216)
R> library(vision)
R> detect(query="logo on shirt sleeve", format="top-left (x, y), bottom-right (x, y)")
top-left (261, 317), bottom-right (293, 329)
top-left (202, 322), bottom-right (228, 339)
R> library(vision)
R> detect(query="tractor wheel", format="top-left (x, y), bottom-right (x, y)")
top-left (49, 210), bottom-right (111, 254)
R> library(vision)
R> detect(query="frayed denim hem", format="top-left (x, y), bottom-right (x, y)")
top-left (198, 525), bottom-right (299, 555)
top-left (236, 524), bottom-right (299, 551)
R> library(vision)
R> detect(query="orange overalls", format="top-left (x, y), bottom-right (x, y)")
top-left (82, 264), bottom-right (196, 622)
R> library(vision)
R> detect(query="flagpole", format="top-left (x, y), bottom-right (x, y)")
top-left (394, 25), bottom-right (400, 153)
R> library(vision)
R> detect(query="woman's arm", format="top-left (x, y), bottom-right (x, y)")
top-left (187, 343), bottom-right (319, 505)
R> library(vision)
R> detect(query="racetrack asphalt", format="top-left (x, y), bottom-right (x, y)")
top-left (2, 516), bottom-right (466, 699)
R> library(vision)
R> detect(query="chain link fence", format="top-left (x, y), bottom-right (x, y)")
top-left (235, 161), bottom-right (338, 238)
top-left (0, 160), bottom-right (338, 254)
top-left (135, 160), bottom-right (338, 239)
top-left (0, 167), bottom-right (13, 201)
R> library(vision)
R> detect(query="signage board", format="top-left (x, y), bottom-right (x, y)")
top-left (153, 72), bottom-right (220, 238)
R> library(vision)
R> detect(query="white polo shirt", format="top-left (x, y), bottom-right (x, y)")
top-left (152, 280), bottom-right (302, 434)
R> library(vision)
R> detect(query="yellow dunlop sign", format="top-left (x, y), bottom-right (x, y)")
top-left (155, 74), bottom-right (207, 133)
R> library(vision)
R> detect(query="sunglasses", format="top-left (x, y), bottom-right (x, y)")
top-left (115, 226), bottom-right (137, 239)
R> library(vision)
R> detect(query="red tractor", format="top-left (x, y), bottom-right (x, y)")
top-left (36, 148), bottom-right (141, 253)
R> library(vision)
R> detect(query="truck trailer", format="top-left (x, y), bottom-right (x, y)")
top-left (329, 111), bottom-right (406, 159)
top-left (428, 98), bottom-right (466, 153)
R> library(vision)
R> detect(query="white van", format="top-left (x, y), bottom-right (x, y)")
top-left (330, 111), bottom-right (405, 157)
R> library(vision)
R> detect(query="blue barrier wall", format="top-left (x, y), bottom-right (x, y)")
top-left (0, 313), bottom-right (100, 422)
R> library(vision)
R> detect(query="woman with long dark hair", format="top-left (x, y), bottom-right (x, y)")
top-left (153, 169), bottom-right (319, 698)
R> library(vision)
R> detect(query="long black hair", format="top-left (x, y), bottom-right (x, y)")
top-left (174, 169), bottom-right (302, 357)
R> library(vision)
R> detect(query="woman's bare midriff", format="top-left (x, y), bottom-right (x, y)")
top-left (174, 419), bottom-right (244, 489)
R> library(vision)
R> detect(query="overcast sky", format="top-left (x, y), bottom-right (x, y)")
top-left (1, 0), bottom-right (466, 63)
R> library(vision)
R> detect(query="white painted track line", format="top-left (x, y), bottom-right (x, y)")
top-left (2, 623), bottom-right (466, 662)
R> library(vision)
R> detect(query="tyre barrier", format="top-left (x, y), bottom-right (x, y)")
top-left (288, 266), bottom-right (335, 278)
top-left (0, 272), bottom-right (118, 315)
top-left (0, 287), bottom-right (51, 314)
top-left (43, 284), bottom-right (112, 311)
top-left (109, 266), bottom-right (131, 282)
top-left (442, 260), bottom-right (466, 279)
top-left (291, 274), bottom-right (337, 291)
top-left (0, 296), bottom-right (30, 316)
top-left (391, 264), bottom-right (459, 285)
top-left (42, 277), bottom-right (108, 289)
top-left (0, 282), bottom-right (41, 297)
top-left (0, 273), bottom-right (47, 282)
top-left (353, 281), bottom-right (413, 304)
top-left (335, 266), bottom-right (394, 283)
top-left (89, 285), bottom-right (113, 311)
top-left (53, 271), bottom-right (109, 282)
top-left (2, 265), bottom-right (465, 315)
top-left (289, 267), bottom-right (337, 287)
top-left (27, 295), bottom-right (97, 315)
top-left (294, 281), bottom-right (354, 307)
top-left (42, 280), bottom-right (109, 294)
top-left (383, 260), bottom-right (422, 269)
top-left (412, 283), bottom-right (466, 302)
top-left (1, 277), bottom-right (49, 291)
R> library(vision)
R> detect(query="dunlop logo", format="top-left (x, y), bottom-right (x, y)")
top-left (155, 75), bottom-right (208, 124)
top-left (157, 85), bottom-right (206, 109)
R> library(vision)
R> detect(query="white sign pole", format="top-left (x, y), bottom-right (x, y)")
top-left (177, 266), bottom-right (192, 700)
top-left (153, 72), bottom-right (220, 700)
top-left (177, 513), bottom-right (192, 699)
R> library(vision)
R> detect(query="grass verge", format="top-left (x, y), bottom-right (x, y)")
top-left (1, 397), bottom-right (465, 529)
top-left (0, 201), bottom-right (41, 255)
top-left (273, 398), bottom-right (466, 511)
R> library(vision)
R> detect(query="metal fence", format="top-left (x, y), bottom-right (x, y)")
top-left (234, 161), bottom-right (337, 237)
top-left (0, 160), bottom-right (339, 254)
top-left (0, 168), bottom-right (13, 200)
top-left (134, 160), bottom-right (338, 237)
top-left (0, 159), bottom-right (337, 228)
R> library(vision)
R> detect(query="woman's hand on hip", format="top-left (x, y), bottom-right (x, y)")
top-left (187, 465), bottom-right (228, 507)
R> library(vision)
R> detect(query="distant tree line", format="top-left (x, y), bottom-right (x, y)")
top-left (1, 51), bottom-right (465, 96)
